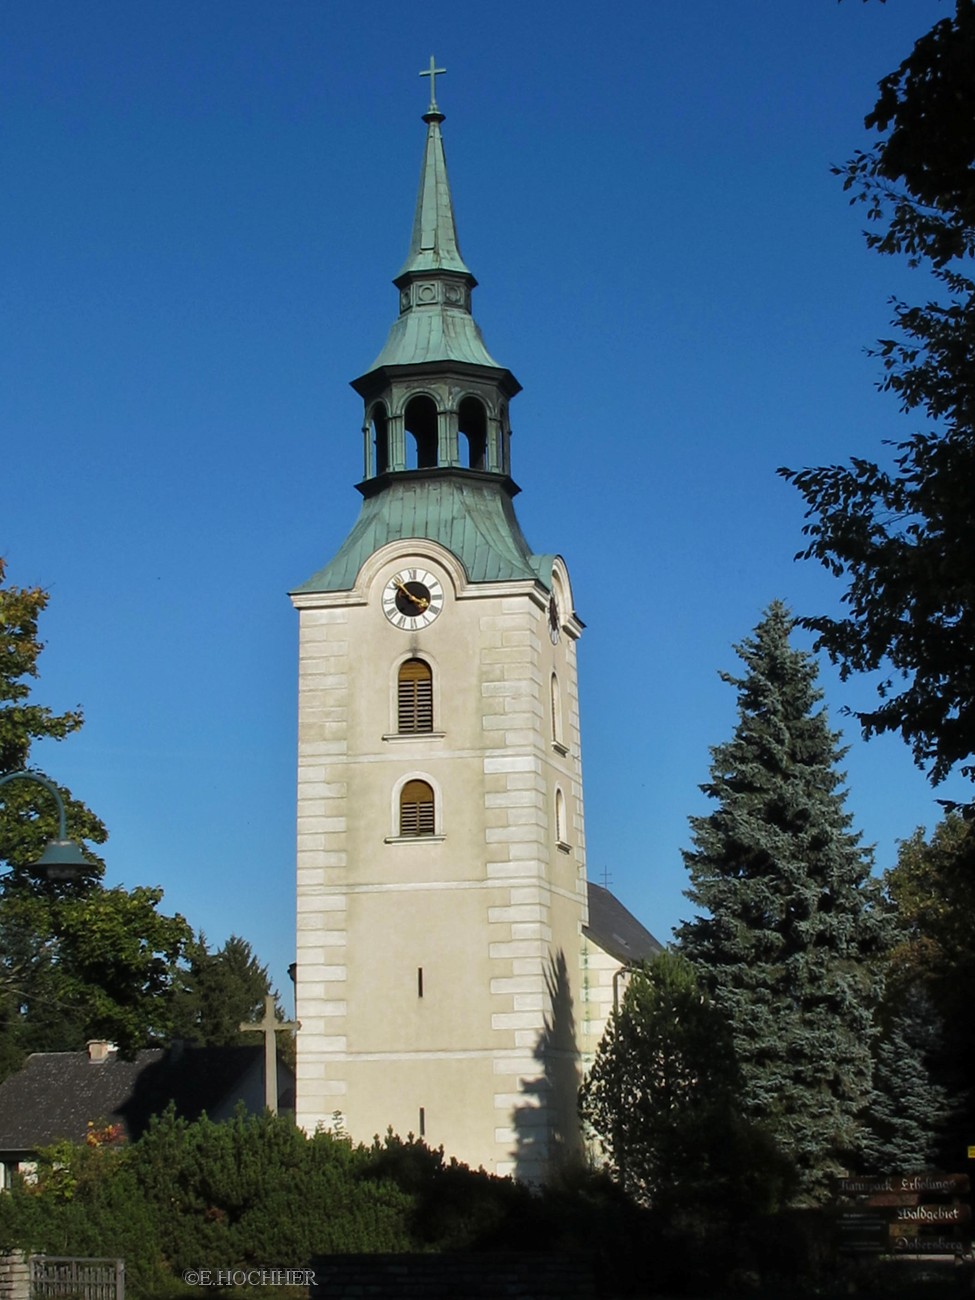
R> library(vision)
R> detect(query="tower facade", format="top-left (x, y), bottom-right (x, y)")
top-left (291, 82), bottom-right (589, 1180)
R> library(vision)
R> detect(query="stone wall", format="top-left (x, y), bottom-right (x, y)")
top-left (0, 1253), bottom-right (29, 1300)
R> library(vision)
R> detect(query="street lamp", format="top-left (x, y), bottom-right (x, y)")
top-left (0, 768), bottom-right (89, 881)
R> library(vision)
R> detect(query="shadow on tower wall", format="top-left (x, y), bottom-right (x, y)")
top-left (510, 948), bottom-right (584, 1183)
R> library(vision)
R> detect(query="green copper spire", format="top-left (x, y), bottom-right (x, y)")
top-left (296, 69), bottom-right (537, 597)
top-left (397, 59), bottom-right (472, 281)
top-left (363, 59), bottom-right (504, 373)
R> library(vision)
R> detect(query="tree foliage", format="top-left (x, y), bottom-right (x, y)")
top-left (677, 603), bottom-right (884, 1203)
top-left (1, 558), bottom-right (191, 1073)
top-left (0, 881), bottom-right (191, 1072)
top-left (860, 984), bottom-right (949, 1175)
top-left (0, 557), bottom-right (106, 884)
top-left (172, 933), bottom-right (278, 1048)
top-left (580, 952), bottom-right (732, 1205)
top-left (0, 1111), bottom-right (631, 1298)
top-left (886, 812), bottom-right (975, 1002)
top-left (579, 951), bottom-right (794, 1213)
top-left (780, 1), bottom-right (975, 788)
top-left (883, 813), bottom-right (975, 1163)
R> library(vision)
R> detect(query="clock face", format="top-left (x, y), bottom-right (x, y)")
top-left (548, 594), bottom-right (561, 644)
top-left (382, 568), bottom-right (444, 630)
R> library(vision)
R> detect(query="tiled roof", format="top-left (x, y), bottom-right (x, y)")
top-left (585, 882), bottom-right (664, 966)
top-left (0, 1045), bottom-right (294, 1153)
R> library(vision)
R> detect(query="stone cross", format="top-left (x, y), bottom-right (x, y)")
top-left (240, 994), bottom-right (298, 1115)
top-left (419, 56), bottom-right (446, 112)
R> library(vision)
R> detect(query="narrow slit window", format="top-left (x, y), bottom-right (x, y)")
top-left (417, 967), bottom-right (424, 998)
top-left (419, 1107), bottom-right (426, 1138)
top-left (400, 780), bottom-right (435, 836)
top-left (398, 659), bottom-right (433, 733)
top-left (550, 672), bottom-right (563, 746)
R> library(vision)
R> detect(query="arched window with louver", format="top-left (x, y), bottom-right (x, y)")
top-left (398, 659), bottom-right (433, 733)
top-left (400, 780), bottom-right (435, 837)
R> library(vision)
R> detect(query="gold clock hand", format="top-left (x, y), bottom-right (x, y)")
top-left (393, 578), bottom-right (430, 611)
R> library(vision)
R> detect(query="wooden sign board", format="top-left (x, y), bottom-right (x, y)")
top-left (838, 1172), bottom-right (971, 1259)
top-left (892, 1235), bottom-right (969, 1256)
top-left (893, 1203), bottom-right (970, 1226)
top-left (838, 1174), bottom-right (969, 1196)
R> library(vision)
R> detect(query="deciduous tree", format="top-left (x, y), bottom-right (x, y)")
top-left (883, 813), bottom-right (975, 1164)
top-left (780, 2), bottom-right (975, 792)
top-left (579, 951), bottom-right (792, 1211)
top-left (0, 557), bottom-right (106, 884)
top-left (1, 558), bottom-right (190, 1074)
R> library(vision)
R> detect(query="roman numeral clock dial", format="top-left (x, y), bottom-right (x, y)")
top-left (382, 568), bottom-right (444, 630)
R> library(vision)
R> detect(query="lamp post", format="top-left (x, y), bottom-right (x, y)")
top-left (0, 768), bottom-right (89, 881)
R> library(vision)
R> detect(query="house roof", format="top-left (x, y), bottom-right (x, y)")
top-left (585, 881), bottom-right (664, 966)
top-left (0, 1044), bottom-right (294, 1153)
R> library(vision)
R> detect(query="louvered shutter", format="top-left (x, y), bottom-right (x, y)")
top-left (400, 780), bottom-right (435, 836)
top-left (398, 659), bottom-right (433, 733)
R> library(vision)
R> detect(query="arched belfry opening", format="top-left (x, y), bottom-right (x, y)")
top-left (371, 402), bottom-right (389, 475)
top-left (404, 395), bottom-right (438, 469)
top-left (458, 396), bottom-right (488, 471)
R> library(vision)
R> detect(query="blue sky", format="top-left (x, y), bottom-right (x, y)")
top-left (2, 0), bottom-right (962, 1003)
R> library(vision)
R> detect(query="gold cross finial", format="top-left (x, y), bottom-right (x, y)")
top-left (419, 55), bottom-right (446, 113)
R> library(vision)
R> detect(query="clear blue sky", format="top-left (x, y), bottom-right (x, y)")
top-left (2, 1), bottom-right (962, 1004)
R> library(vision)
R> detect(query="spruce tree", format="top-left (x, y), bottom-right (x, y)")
top-left (172, 933), bottom-right (277, 1048)
top-left (677, 602), bottom-right (883, 1203)
top-left (860, 985), bottom-right (948, 1174)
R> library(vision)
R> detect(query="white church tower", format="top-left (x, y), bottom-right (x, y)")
top-left (291, 67), bottom-right (591, 1180)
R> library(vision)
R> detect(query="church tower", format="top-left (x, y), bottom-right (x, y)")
top-left (291, 68), bottom-right (589, 1180)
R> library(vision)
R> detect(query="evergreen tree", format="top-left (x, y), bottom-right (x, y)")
top-left (860, 985), bottom-right (948, 1174)
top-left (172, 933), bottom-right (276, 1047)
top-left (677, 602), bottom-right (883, 1203)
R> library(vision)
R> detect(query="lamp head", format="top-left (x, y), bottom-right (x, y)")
top-left (33, 839), bottom-right (88, 882)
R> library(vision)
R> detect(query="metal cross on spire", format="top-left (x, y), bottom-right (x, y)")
top-left (419, 55), bottom-right (446, 113)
